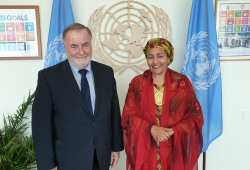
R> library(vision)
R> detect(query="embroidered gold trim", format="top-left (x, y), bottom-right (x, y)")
top-left (154, 86), bottom-right (164, 105)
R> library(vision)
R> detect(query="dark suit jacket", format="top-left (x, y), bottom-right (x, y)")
top-left (32, 60), bottom-right (124, 170)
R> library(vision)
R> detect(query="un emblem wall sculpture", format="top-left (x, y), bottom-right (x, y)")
top-left (88, 1), bottom-right (172, 74)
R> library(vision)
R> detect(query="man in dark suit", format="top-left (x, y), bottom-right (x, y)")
top-left (32, 23), bottom-right (123, 170)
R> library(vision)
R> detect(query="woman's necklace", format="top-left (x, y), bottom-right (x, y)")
top-left (152, 75), bottom-right (165, 85)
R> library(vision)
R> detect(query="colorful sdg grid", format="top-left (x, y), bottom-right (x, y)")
top-left (0, 22), bottom-right (35, 52)
top-left (219, 10), bottom-right (250, 33)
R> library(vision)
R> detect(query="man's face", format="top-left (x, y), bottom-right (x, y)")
top-left (64, 29), bottom-right (92, 69)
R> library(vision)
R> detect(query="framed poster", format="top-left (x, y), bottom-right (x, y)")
top-left (0, 6), bottom-right (42, 60)
top-left (215, 0), bottom-right (250, 60)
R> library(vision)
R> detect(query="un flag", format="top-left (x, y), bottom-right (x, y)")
top-left (44, 0), bottom-right (75, 68)
top-left (181, 0), bottom-right (223, 153)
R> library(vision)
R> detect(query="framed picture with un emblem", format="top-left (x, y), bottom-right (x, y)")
top-left (215, 0), bottom-right (250, 61)
top-left (0, 6), bottom-right (42, 60)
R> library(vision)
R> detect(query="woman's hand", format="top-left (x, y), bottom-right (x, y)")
top-left (164, 128), bottom-right (174, 137)
top-left (151, 125), bottom-right (174, 142)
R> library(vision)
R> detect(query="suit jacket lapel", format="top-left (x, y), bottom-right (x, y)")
top-left (91, 61), bottom-right (102, 119)
top-left (61, 60), bottom-right (92, 117)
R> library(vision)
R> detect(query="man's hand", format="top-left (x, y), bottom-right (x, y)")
top-left (110, 152), bottom-right (120, 169)
top-left (51, 166), bottom-right (57, 170)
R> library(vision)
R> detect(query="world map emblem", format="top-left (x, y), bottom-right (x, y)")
top-left (88, 1), bottom-right (172, 74)
top-left (182, 32), bottom-right (221, 90)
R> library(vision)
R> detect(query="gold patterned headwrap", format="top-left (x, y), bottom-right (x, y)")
top-left (143, 38), bottom-right (174, 66)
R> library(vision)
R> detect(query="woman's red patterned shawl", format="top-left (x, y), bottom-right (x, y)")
top-left (121, 68), bottom-right (204, 170)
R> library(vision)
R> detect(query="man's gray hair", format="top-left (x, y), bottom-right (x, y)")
top-left (62, 23), bottom-right (92, 43)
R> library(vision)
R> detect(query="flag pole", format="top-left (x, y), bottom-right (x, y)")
top-left (203, 152), bottom-right (206, 170)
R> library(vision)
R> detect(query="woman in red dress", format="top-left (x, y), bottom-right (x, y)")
top-left (121, 38), bottom-right (204, 170)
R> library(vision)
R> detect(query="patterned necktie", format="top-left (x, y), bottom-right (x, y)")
top-left (78, 69), bottom-right (93, 117)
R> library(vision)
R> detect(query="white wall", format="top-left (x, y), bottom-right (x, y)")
top-left (0, 0), bottom-right (250, 170)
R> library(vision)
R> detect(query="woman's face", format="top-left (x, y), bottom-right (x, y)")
top-left (147, 48), bottom-right (169, 77)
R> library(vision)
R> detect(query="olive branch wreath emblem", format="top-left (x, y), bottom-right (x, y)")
top-left (44, 34), bottom-right (64, 68)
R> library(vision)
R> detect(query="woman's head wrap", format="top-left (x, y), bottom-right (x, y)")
top-left (143, 38), bottom-right (174, 66)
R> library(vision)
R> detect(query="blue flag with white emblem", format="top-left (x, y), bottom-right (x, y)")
top-left (181, 0), bottom-right (222, 152)
top-left (44, 0), bottom-right (75, 68)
